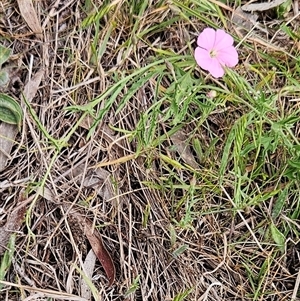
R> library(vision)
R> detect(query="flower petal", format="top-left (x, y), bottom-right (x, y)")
top-left (214, 29), bottom-right (234, 51)
top-left (195, 47), bottom-right (224, 78)
top-left (197, 28), bottom-right (216, 50)
top-left (194, 47), bottom-right (214, 70)
top-left (217, 46), bottom-right (239, 67)
top-left (208, 60), bottom-right (225, 78)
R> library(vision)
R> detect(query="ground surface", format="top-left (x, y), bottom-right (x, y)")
top-left (1, 0), bottom-right (300, 300)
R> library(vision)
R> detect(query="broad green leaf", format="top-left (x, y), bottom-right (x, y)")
top-left (0, 44), bottom-right (11, 66)
top-left (169, 224), bottom-right (177, 247)
top-left (270, 223), bottom-right (285, 253)
top-left (272, 187), bottom-right (288, 219)
top-left (0, 93), bottom-right (23, 128)
top-left (0, 70), bottom-right (9, 86)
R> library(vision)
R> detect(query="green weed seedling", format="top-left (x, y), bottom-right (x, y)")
top-left (173, 288), bottom-right (193, 301)
top-left (124, 275), bottom-right (140, 298)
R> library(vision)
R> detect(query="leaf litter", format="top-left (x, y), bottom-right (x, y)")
top-left (17, 0), bottom-right (42, 39)
top-left (0, 195), bottom-right (33, 255)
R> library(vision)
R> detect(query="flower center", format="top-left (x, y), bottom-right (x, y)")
top-left (209, 49), bottom-right (218, 58)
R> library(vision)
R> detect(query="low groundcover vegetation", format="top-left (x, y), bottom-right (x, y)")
top-left (1, 0), bottom-right (300, 300)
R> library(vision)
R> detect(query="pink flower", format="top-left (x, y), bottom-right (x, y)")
top-left (194, 28), bottom-right (238, 78)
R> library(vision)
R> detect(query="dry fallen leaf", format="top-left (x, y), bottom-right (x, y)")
top-left (0, 280), bottom-right (89, 301)
top-left (67, 209), bottom-right (116, 287)
top-left (232, 6), bottom-right (258, 31)
top-left (0, 124), bottom-right (19, 172)
top-left (83, 218), bottom-right (115, 286)
top-left (241, 0), bottom-right (287, 12)
top-left (0, 195), bottom-right (32, 255)
top-left (17, 0), bottom-right (43, 39)
top-left (23, 69), bottom-right (44, 101)
top-left (80, 249), bottom-right (97, 300)
top-left (83, 168), bottom-right (115, 201)
top-left (33, 154), bottom-right (116, 287)
top-left (170, 130), bottom-right (199, 169)
top-left (37, 167), bottom-right (114, 202)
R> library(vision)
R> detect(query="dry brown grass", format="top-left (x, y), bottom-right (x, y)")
top-left (1, 0), bottom-right (300, 300)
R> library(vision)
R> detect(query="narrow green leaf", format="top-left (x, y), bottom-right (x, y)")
top-left (115, 70), bottom-right (158, 115)
top-left (172, 244), bottom-right (188, 257)
top-left (220, 114), bottom-right (251, 182)
top-left (219, 123), bottom-right (236, 180)
top-left (159, 153), bottom-right (184, 169)
top-left (73, 264), bottom-right (99, 301)
top-left (233, 114), bottom-right (248, 166)
top-left (192, 138), bottom-right (203, 163)
top-left (0, 234), bottom-right (15, 290)
top-left (81, 1), bottom-right (113, 28)
top-left (144, 108), bottom-right (159, 145)
top-left (173, 288), bottom-right (193, 301)
top-left (142, 204), bottom-right (151, 228)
